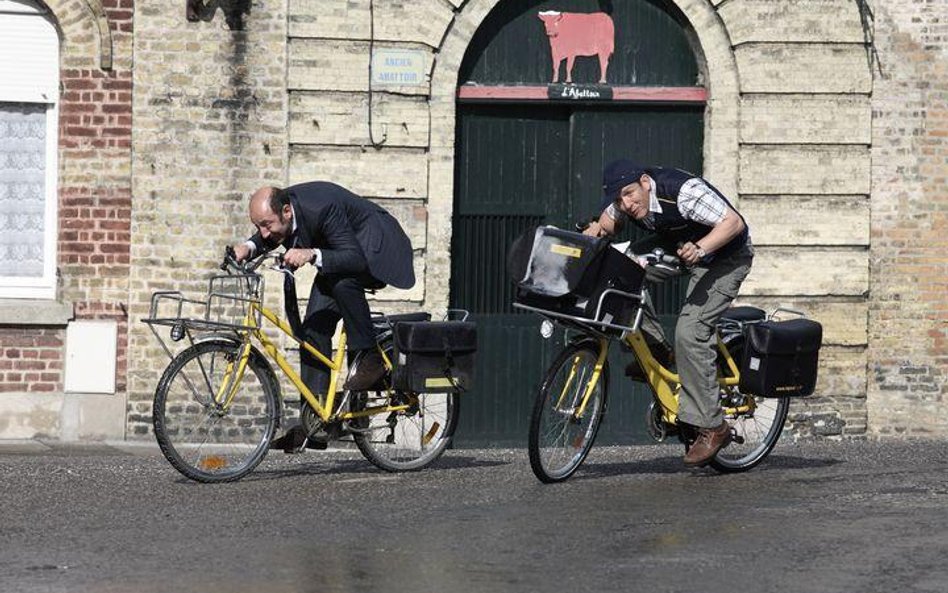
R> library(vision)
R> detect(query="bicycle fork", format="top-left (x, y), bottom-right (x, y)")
top-left (554, 338), bottom-right (609, 421)
top-left (213, 341), bottom-right (253, 410)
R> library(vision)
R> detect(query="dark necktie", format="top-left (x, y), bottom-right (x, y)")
top-left (282, 232), bottom-right (304, 337)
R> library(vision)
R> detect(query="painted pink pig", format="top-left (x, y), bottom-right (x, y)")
top-left (538, 11), bottom-right (615, 84)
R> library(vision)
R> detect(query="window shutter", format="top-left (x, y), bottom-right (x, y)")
top-left (0, 1), bottom-right (58, 103)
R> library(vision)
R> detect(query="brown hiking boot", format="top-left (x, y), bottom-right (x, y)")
top-left (344, 349), bottom-right (386, 391)
top-left (683, 422), bottom-right (732, 467)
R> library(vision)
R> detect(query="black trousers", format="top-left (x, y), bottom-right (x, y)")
top-left (298, 272), bottom-right (381, 397)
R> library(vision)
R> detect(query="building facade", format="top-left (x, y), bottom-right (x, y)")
top-left (0, 0), bottom-right (944, 442)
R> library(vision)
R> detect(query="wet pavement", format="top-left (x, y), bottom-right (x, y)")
top-left (1, 438), bottom-right (947, 593)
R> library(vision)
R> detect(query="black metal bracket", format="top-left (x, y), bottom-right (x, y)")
top-left (186, 0), bottom-right (251, 31)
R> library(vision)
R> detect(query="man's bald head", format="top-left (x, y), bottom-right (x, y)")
top-left (249, 186), bottom-right (293, 246)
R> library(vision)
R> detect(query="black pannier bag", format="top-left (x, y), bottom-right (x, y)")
top-left (740, 318), bottom-right (823, 397)
top-left (507, 226), bottom-right (645, 327)
top-left (392, 321), bottom-right (477, 393)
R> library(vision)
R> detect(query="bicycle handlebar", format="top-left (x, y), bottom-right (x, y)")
top-left (641, 248), bottom-right (682, 267)
top-left (638, 248), bottom-right (685, 283)
top-left (220, 247), bottom-right (286, 276)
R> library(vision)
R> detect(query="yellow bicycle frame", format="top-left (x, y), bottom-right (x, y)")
top-left (216, 300), bottom-right (410, 424)
top-left (567, 329), bottom-right (750, 425)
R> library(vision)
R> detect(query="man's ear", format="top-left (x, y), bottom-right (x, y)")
top-left (282, 204), bottom-right (293, 219)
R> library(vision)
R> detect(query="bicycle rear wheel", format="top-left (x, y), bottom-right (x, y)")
top-left (153, 340), bottom-right (279, 483)
top-left (528, 342), bottom-right (608, 483)
top-left (352, 346), bottom-right (459, 471)
top-left (711, 339), bottom-right (789, 473)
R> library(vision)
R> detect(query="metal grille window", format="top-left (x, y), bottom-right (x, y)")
top-left (0, 0), bottom-right (59, 299)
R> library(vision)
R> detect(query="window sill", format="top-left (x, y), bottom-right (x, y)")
top-left (0, 299), bottom-right (73, 326)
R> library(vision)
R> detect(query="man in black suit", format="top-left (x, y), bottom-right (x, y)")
top-left (233, 182), bottom-right (415, 451)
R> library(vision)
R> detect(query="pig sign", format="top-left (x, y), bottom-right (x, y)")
top-left (538, 11), bottom-right (615, 84)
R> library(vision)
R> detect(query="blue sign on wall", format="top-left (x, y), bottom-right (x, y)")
top-left (372, 49), bottom-right (427, 86)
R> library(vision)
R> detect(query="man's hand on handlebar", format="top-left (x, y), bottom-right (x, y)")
top-left (582, 221), bottom-right (605, 237)
top-left (232, 243), bottom-right (252, 263)
top-left (576, 217), bottom-right (608, 238)
top-left (676, 241), bottom-right (704, 267)
top-left (641, 248), bottom-right (685, 283)
top-left (283, 248), bottom-right (316, 271)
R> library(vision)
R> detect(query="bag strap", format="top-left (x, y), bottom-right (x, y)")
top-left (441, 336), bottom-right (466, 393)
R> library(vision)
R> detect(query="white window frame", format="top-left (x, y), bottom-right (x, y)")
top-left (0, 0), bottom-right (60, 300)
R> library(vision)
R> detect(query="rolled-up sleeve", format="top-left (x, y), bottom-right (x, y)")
top-left (677, 178), bottom-right (729, 226)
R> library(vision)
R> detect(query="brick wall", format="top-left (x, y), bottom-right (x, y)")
top-left (867, 0), bottom-right (948, 435)
top-left (58, 2), bottom-right (134, 391)
top-left (0, 329), bottom-right (64, 394)
top-left (0, 1), bottom-right (133, 439)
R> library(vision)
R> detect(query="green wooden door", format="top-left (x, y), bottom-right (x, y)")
top-left (449, 0), bottom-right (706, 447)
top-left (451, 104), bottom-right (703, 447)
top-left (450, 104), bottom-right (569, 446)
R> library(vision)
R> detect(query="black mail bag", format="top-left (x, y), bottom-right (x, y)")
top-left (508, 226), bottom-right (645, 327)
top-left (740, 319), bottom-right (823, 397)
top-left (392, 321), bottom-right (477, 393)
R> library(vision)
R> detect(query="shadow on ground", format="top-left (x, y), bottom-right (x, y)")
top-left (191, 455), bottom-right (512, 484)
top-left (572, 453), bottom-right (844, 480)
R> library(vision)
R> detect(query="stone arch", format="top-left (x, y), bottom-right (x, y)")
top-left (41, 0), bottom-right (112, 70)
top-left (425, 0), bottom-right (741, 310)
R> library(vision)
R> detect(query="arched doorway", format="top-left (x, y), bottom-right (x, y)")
top-left (450, 0), bottom-right (707, 446)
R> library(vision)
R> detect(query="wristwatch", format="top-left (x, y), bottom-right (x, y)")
top-left (694, 244), bottom-right (707, 259)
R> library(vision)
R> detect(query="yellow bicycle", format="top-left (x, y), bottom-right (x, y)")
top-left (516, 246), bottom-right (790, 483)
top-left (144, 250), bottom-right (461, 482)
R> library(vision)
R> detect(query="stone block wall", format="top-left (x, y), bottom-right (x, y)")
top-left (3, 0), bottom-right (935, 441)
top-left (710, 0), bottom-right (874, 438)
top-left (285, 0), bottom-right (451, 311)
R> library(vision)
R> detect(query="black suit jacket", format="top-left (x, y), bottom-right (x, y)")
top-left (249, 182), bottom-right (415, 289)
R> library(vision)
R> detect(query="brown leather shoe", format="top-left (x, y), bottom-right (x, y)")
top-left (269, 424), bottom-right (308, 454)
top-left (344, 349), bottom-right (386, 391)
top-left (683, 421), bottom-right (732, 467)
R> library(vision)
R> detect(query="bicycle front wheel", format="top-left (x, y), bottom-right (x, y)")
top-left (528, 342), bottom-right (608, 483)
top-left (711, 339), bottom-right (789, 473)
top-left (153, 340), bottom-right (279, 483)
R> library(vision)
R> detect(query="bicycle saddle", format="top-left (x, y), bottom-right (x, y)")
top-left (719, 306), bottom-right (766, 324)
top-left (380, 312), bottom-right (432, 324)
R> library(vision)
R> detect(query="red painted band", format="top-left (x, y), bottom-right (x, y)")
top-left (456, 85), bottom-right (707, 103)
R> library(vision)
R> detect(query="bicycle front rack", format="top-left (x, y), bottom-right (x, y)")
top-left (143, 273), bottom-right (264, 361)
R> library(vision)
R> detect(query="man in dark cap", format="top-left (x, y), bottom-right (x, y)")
top-left (585, 159), bottom-right (753, 467)
top-left (233, 182), bottom-right (415, 452)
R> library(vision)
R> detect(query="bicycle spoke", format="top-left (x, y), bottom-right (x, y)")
top-left (353, 380), bottom-right (458, 471)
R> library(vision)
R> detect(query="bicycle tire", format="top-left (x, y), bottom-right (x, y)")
top-left (528, 341), bottom-right (608, 483)
top-left (352, 343), bottom-right (459, 472)
top-left (153, 339), bottom-right (280, 483)
top-left (710, 338), bottom-right (789, 473)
